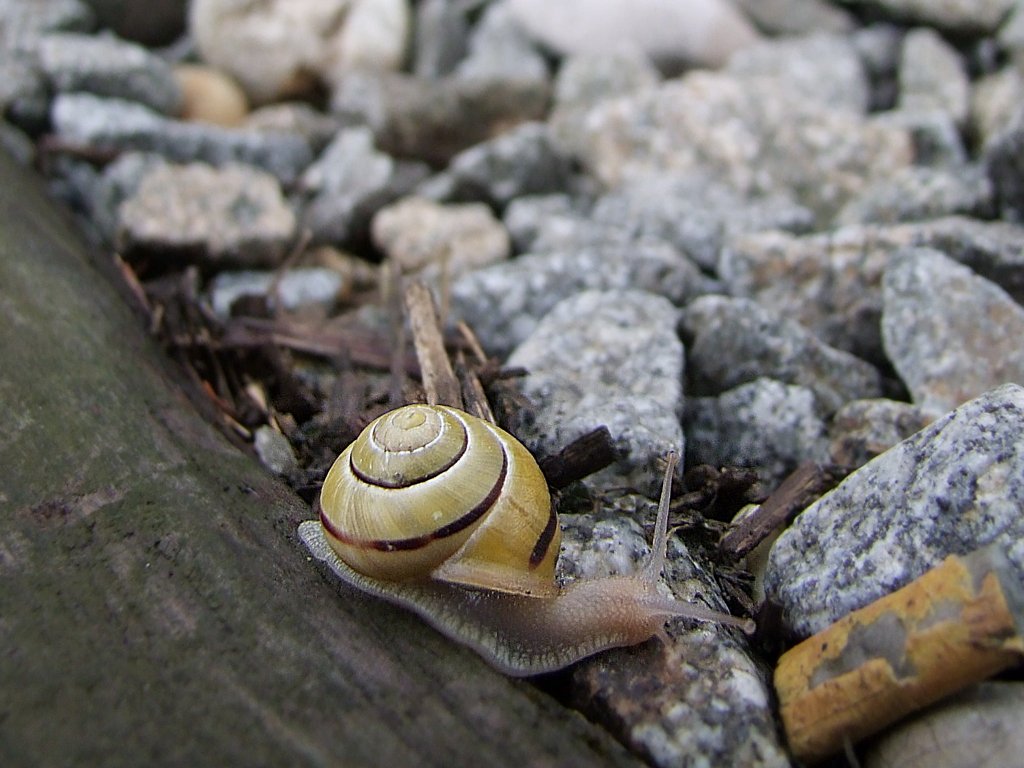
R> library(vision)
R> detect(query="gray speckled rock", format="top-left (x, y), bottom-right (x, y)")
top-left (884, 247), bottom-right (1024, 415)
top-left (897, 27), bottom-right (969, 126)
top-left (454, 0), bottom-right (547, 82)
top-left (38, 31), bottom-right (181, 114)
top-left (371, 196), bottom-right (509, 279)
top-left (502, 194), bottom-right (580, 252)
top-left (836, 164), bottom-right (993, 226)
top-left (972, 67), bottom-right (1024, 152)
top-left (765, 383), bottom-right (1024, 637)
top-left (0, 0), bottom-right (94, 129)
top-left (89, 150), bottom-right (164, 241)
top-left (330, 69), bottom-right (550, 167)
top-left (681, 295), bottom-right (882, 415)
top-left (0, 50), bottom-right (50, 130)
top-left (685, 378), bottom-right (830, 487)
top-left (590, 173), bottom-right (813, 272)
top-left (726, 32), bottom-right (869, 113)
top-left (567, 520), bottom-right (789, 768)
top-left (208, 268), bottom-right (343, 318)
top-left (828, 398), bottom-right (934, 469)
top-left (506, 290), bottom-right (684, 496)
top-left (836, 0), bottom-right (1015, 35)
top-left (851, 23), bottom-right (903, 112)
top-left (864, 683), bottom-right (1024, 768)
top-left (552, 66), bottom-right (912, 223)
top-left (555, 506), bottom-right (788, 768)
top-left (190, 0), bottom-right (410, 105)
top-left (720, 217), bottom-right (1024, 363)
top-left (882, 248), bottom-right (1024, 414)
top-left (301, 127), bottom-right (429, 245)
top-left (557, 512), bottom-right (653, 583)
top-left (0, 0), bottom-right (94, 39)
top-left (553, 48), bottom-right (661, 114)
top-left (412, 0), bottom-right (468, 78)
top-left (243, 103), bottom-right (341, 154)
top-left (506, 0), bottom-right (761, 71)
top-left (875, 105), bottom-right (967, 167)
top-left (117, 161), bottom-right (296, 267)
top-left (419, 122), bottom-right (572, 208)
top-left (451, 236), bottom-right (711, 355)
top-left (733, 0), bottom-right (854, 36)
top-left (50, 93), bottom-right (313, 184)
top-left (985, 107), bottom-right (1024, 222)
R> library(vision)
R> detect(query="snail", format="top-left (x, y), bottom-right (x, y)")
top-left (298, 404), bottom-right (754, 676)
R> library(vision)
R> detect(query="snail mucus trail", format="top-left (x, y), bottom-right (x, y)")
top-left (298, 404), bottom-right (755, 676)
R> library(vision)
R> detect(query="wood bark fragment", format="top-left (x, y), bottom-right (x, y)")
top-left (537, 427), bottom-right (618, 491)
top-left (220, 315), bottom-right (421, 373)
top-left (719, 462), bottom-right (841, 560)
top-left (774, 545), bottom-right (1024, 764)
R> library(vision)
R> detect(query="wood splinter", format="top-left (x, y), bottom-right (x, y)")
top-left (774, 544), bottom-right (1024, 764)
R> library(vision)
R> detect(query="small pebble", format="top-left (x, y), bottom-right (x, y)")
top-left (37, 31), bottom-right (181, 114)
top-left (506, 0), bottom-right (760, 71)
top-left (985, 107), bottom-right (1024, 221)
top-left (454, 0), bottom-right (547, 82)
top-left (882, 247), bottom-right (1024, 414)
top-left (420, 122), bottom-right (572, 208)
top-left (254, 425), bottom-right (299, 477)
top-left (50, 93), bottom-right (313, 185)
top-left (330, 69), bottom-right (550, 167)
top-left (117, 161), bottom-right (296, 267)
top-left (412, 0), bottom-right (468, 78)
top-left (971, 67), bottom-right (1024, 151)
top-left (190, 0), bottom-right (410, 104)
top-left (897, 27), bottom-right (970, 126)
top-left (174, 63), bottom-right (249, 127)
top-left (301, 127), bottom-right (430, 245)
top-left (371, 196), bottom-right (509, 279)
top-left (208, 268), bottom-right (344, 318)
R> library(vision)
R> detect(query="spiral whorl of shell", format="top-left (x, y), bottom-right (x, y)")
top-left (319, 405), bottom-right (560, 596)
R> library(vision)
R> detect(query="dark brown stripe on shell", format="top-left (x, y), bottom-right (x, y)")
top-left (322, 448), bottom-right (509, 553)
top-left (528, 503), bottom-right (558, 568)
top-left (350, 418), bottom-right (469, 488)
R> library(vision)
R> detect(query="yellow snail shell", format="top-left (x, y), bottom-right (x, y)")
top-left (300, 403), bottom-right (755, 676)
top-left (318, 404), bottom-right (561, 597)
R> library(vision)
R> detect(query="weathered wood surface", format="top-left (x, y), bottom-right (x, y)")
top-left (0, 149), bottom-right (639, 768)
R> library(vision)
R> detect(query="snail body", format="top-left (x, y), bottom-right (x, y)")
top-left (301, 404), bottom-right (753, 676)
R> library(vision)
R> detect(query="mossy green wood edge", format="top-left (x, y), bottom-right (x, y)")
top-left (0, 149), bottom-right (640, 768)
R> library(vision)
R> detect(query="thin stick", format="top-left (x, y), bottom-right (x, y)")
top-left (719, 461), bottom-right (842, 560)
top-left (404, 280), bottom-right (462, 408)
